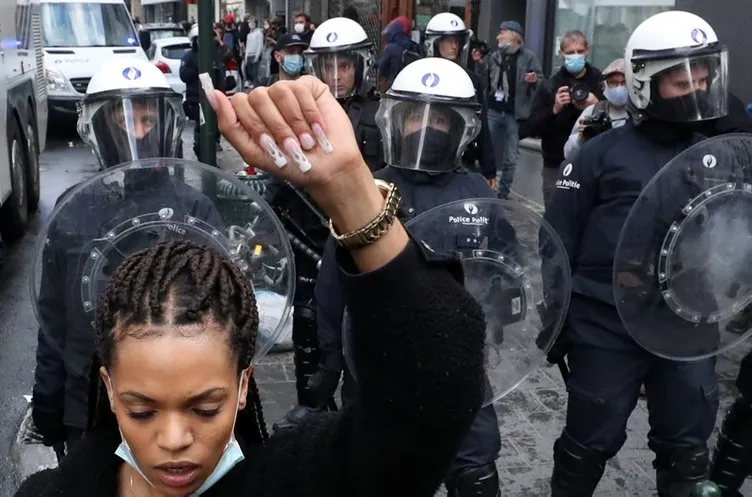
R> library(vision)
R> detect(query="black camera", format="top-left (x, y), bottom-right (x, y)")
top-left (580, 103), bottom-right (612, 140)
top-left (569, 82), bottom-right (590, 103)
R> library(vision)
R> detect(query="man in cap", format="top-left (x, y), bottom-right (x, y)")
top-left (484, 20), bottom-right (543, 198)
top-left (257, 34), bottom-right (308, 87)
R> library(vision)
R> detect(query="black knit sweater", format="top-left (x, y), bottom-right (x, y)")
top-left (14, 238), bottom-right (487, 497)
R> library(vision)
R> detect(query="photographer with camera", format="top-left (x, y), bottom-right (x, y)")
top-left (564, 58), bottom-right (629, 162)
top-left (522, 30), bottom-right (603, 206)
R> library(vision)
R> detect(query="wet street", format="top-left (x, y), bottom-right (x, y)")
top-left (0, 130), bottom-right (750, 496)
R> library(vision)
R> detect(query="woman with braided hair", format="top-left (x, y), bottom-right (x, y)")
top-left (14, 75), bottom-right (488, 496)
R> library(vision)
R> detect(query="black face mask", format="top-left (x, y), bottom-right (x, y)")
top-left (400, 127), bottom-right (455, 172)
top-left (652, 90), bottom-right (710, 123)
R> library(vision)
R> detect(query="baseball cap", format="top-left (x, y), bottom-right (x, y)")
top-left (276, 33), bottom-right (309, 50)
top-left (602, 58), bottom-right (626, 78)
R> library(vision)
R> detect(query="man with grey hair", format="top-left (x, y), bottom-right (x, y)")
top-left (522, 29), bottom-right (603, 206)
top-left (483, 20), bottom-right (543, 199)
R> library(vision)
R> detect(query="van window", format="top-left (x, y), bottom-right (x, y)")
top-left (41, 2), bottom-right (139, 47)
top-left (161, 43), bottom-right (190, 60)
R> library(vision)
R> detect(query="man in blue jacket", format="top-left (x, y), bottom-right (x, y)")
top-left (377, 16), bottom-right (420, 91)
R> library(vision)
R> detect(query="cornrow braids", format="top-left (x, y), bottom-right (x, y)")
top-left (89, 240), bottom-right (268, 444)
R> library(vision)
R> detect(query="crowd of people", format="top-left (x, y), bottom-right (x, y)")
top-left (18, 6), bottom-right (752, 497)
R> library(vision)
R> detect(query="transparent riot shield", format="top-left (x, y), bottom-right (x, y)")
top-left (614, 134), bottom-right (752, 361)
top-left (343, 198), bottom-right (572, 405)
top-left (31, 159), bottom-right (294, 385)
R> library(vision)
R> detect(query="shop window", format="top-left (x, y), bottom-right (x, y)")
top-left (551, 0), bottom-right (675, 74)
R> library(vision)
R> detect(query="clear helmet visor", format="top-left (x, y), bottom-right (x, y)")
top-left (376, 98), bottom-right (480, 173)
top-left (78, 92), bottom-right (185, 168)
top-left (425, 32), bottom-right (471, 67)
top-left (644, 50), bottom-right (728, 123)
top-left (304, 48), bottom-right (373, 99)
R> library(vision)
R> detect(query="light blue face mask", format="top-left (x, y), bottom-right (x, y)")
top-left (604, 85), bottom-right (629, 107)
top-left (563, 54), bottom-right (586, 74)
top-left (282, 54), bottom-right (304, 76)
top-left (109, 371), bottom-right (248, 496)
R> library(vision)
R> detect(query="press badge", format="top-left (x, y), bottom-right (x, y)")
top-left (494, 90), bottom-right (506, 102)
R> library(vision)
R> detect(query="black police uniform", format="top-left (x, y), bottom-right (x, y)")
top-left (314, 166), bottom-right (503, 497)
top-left (345, 92), bottom-right (385, 173)
top-left (32, 171), bottom-right (222, 450)
top-left (701, 93), bottom-right (752, 495)
top-left (543, 120), bottom-right (721, 496)
top-left (262, 178), bottom-right (332, 409)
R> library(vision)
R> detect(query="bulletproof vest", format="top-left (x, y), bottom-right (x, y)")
top-left (348, 95), bottom-right (384, 172)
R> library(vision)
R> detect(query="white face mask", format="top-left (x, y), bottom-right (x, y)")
top-left (294, 23), bottom-right (305, 33)
top-left (108, 370), bottom-right (248, 496)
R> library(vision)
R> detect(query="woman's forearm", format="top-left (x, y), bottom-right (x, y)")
top-left (309, 162), bottom-right (409, 273)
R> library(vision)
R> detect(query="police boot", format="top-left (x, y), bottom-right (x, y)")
top-left (651, 442), bottom-right (722, 497)
top-left (291, 304), bottom-right (320, 408)
top-left (445, 462), bottom-right (500, 497)
top-left (550, 431), bottom-right (609, 496)
top-left (710, 396), bottom-right (752, 496)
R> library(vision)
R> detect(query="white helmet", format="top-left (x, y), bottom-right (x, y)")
top-left (625, 10), bottom-right (728, 123)
top-left (77, 58), bottom-right (185, 169)
top-left (304, 17), bottom-right (374, 99)
top-left (376, 57), bottom-right (480, 173)
top-left (424, 13), bottom-right (473, 67)
top-left (188, 24), bottom-right (199, 41)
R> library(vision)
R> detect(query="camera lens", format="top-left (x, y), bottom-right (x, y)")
top-left (570, 83), bottom-right (589, 103)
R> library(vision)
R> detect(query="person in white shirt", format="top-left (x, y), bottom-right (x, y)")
top-left (244, 18), bottom-right (265, 87)
top-left (564, 58), bottom-right (630, 162)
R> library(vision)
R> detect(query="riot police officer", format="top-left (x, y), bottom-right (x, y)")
top-left (31, 58), bottom-right (219, 455)
top-left (423, 12), bottom-right (496, 183)
top-left (313, 57), bottom-right (502, 497)
top-left (543, 11), bottom-right (729, 496)
top-left (304, 17), bottom-right (385, 172)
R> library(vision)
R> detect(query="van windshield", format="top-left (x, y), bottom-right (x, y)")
top-left (42, 2), bottom-right (139, 47)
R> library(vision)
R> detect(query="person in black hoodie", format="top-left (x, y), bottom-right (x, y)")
top-left (180, 24), bottom-right (232, 158)
top-left (522, 30), bottom-right (603, 207)
top-left (543, 11), bottom-right (731, 496)
top-left (15, 74), bottom-right (486, 497)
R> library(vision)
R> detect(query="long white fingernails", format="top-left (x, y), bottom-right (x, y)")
top-left (312, 123), bottom-right (333, 153)
top-left (260, 134), bottom-right (288, 168)
top-left (199, 73), bottom-right (217, 110)
top-left (283, 138), bottom-right (312, 173)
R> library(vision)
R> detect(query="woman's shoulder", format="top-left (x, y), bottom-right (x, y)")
top-left (14, 468), bottom-right (58, 497)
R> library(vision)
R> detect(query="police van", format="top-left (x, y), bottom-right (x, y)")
top-left (0, 0), bottom-right (48, 241)
top-left (42, 0), bottom-right (146, 123)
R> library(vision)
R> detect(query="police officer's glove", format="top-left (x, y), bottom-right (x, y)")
top-left (272, 405), bottom-right (316, 433)
top-left (31, 407), bottom-right (66, 447)
top-left (306, 369), bottom-right (340, 408)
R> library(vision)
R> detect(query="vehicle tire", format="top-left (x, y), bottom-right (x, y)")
top-left (0, 118), bottom-right (29, 241)
top-left (26, 117), bottom-right (41, 211)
